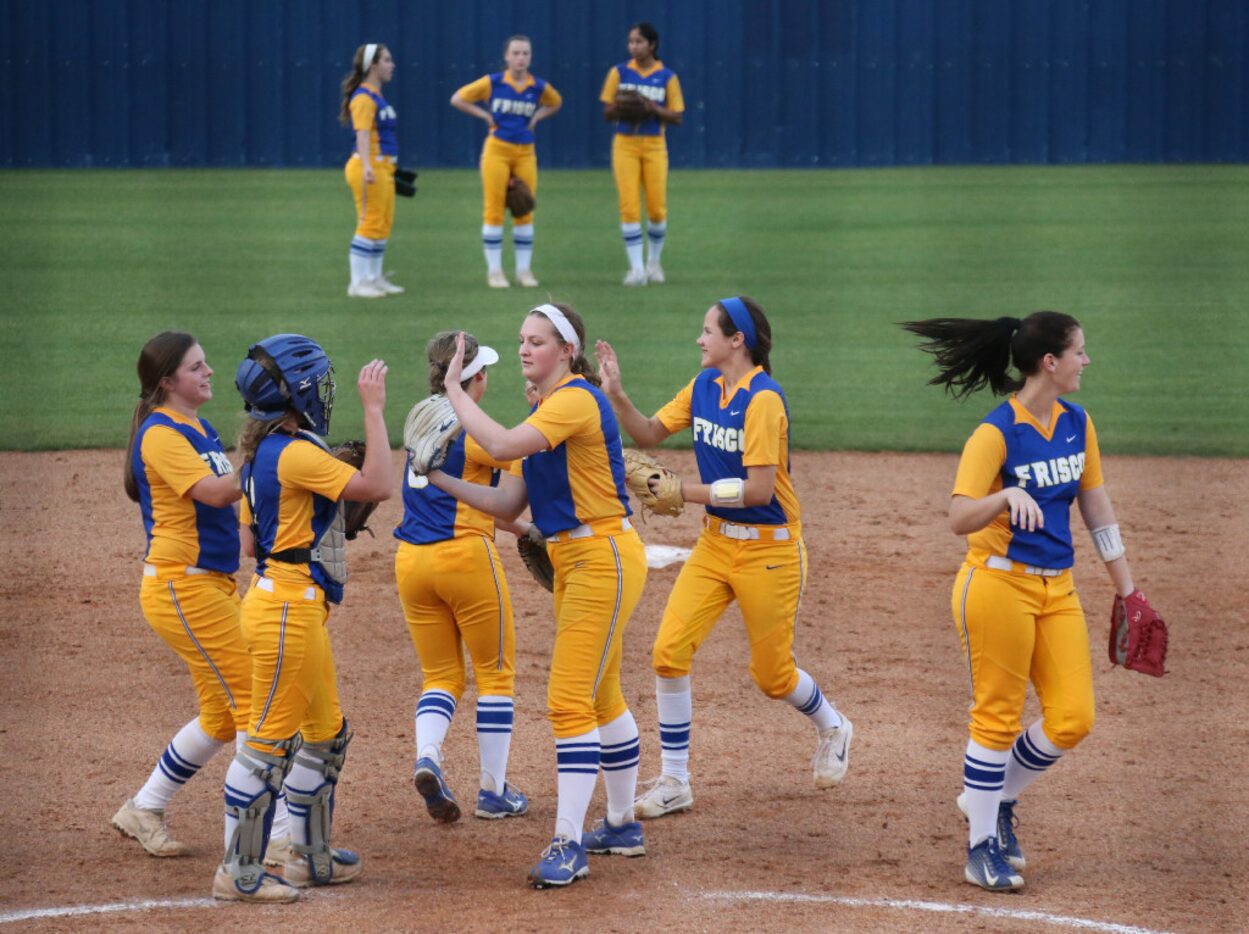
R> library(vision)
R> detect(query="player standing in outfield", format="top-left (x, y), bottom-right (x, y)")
top-left (115, 331), bottom-right (288, 858)
top-left (902, 312), bottom-right (1148, 892)
top-left (451, 36), bottom-right (562, 289)
top-left (426, 304), bottom-right (648, 888)
top-left (215, 335), bottom-right (392, 903)
top-left (600, 22), bottom-right (684, 286)
top-left (395, 332), bottom-right (530, 824)
top-left (342, 42), bottom-right (404, 299)
top-left (595, 296), bottom-right (854, 818)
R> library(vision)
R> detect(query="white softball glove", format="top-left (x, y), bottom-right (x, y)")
top-left (403, 393), bottom-right (463, 475)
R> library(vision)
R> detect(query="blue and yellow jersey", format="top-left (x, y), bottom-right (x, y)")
top-left (133, 407), bottom-right (239, 572)
top-left (240, 433), bottom-right (357, 604)
top-left (349, 82), bottom-right (398, 158)
top-left (395, 433), bottom-right (512, 544)
top-left (456, 72), bottom-right (561, 146)
top-left (521, 375), bottom-right (631, 536)
top-left (953, 396), bottom-right (1105, 570)
top-left (656, 367), bottom-right (800, 527)
top-left (599, 60), bottom-right (684, 137)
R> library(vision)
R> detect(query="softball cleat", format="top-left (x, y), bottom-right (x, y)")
top-left (414, 757), bottom-right (461, 823)
top-left (347, 280), bottom-right (387, 298)
top-left (957, 792), bottom-right (1026, 870)
top-left (475, 783), bottom-right (529, 819)
top-left (283, 847), bottom-right (363, 887)
top-left (212, 864), bottom-right (299, 903)
top-left (621, 268), bottom-right (648, 287)
top-left (527, 836), bottom-right (589, 888)
top-left (372, 273), bottom-right (405, 294)
top-left (645, 262), bottom-right (665, 284)
top-left (964, 836), bottom-right (1024, 892)
top-left (111, 798), bottom-right (190, 857)
top-left (516, 269), bottom-right (539, 287)
top-left (487, 270), bottom-right (511, 288)
top-left (633, 774), bottom-right (693, 819)
top-left (583, 817), bottom-right (645, 857)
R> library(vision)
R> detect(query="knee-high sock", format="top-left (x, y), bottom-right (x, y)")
top-left (963, 740), bottom-right (1010, 847)
top-left (284, 756), bottom-right (334, 854)
top-left (783, 668), bottom-right (844, 731)
top-left (513, 223), bottom-right (534, 273)
top-left (598, 710), bottom-right (641, 826)
top-left (655, 675), bottom-right (692, 782)
top-left (369, 238), bottom-right (387, 280)
top-left (222, 754), bottom-right (268, 853)
top-left (646, 221), bottom-right (666, 266)
top-left (554, 730), bottom-right (600, 844)
top-left (1001, 720), bottom-right (1064, 801)
top-left (482, 225), bottom-right (504, 273)
top-left (416, 690), bottom-right (457, 765)
top-left (620, 223), bottom-right (644, 272)
top-left (134, 718), bottom-right (224, 811)
top-left (234, 732), bottom-right (289, 841)
top-left (350, 236), bottom-right (377, 285)
top-left (476, 695), bottom-right (514, 794)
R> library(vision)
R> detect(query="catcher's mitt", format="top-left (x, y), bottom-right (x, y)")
top-left (1109, 589), bottom-right (1168, 677)
top-left (623, 449), bottom-right (683, 518)
top-left (404, 394), bottom-right (463, 475)
top-left (516, 525), bottom-right (554, 593)
top-left (506, 176), bottom-right (535, 216)
top-left (330, 440), bottom-right (378, 540)
top-left (614, 89), bottom-right (652, 123)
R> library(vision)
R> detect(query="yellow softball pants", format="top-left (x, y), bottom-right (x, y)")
top-left (481, 136), bottom-right (537, 226)
top-left (138, 568), bottom-right (250, 742)
top-left (653, 529), bottom-right (807, 699)
top-left (612, 135), bottom-right (669, 224)
top-left (240, 578), bottom-right (344, 753)
top-left (546, 529), bottom-right (647, 737)
top-left (952, 563), bottom-right (1095, 751)
top-left (345, 155), bottom-right (396, 240)
top-left (394, 535), bottom-right (516, 699)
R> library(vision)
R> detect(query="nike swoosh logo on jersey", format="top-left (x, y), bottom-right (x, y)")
top-left (730, 409), bottom-right (742, 416)
top-left (766, 564), bottom-right (783, 570)
top-left (1066, 434), bottom-right (1077, 442)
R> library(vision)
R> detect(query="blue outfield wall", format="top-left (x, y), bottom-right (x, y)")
top-left (4, 0), bottom-right (1247, 169)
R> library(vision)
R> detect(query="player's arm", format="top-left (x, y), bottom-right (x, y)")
top-left (450, 77), bottom-right (497, 131)
top-left (649, 74), bottom-right (684, 125)
top-left (442, 334), bottom-right (549, 461)
top-left (679, 464), bottom-right (777, 508)
top-left (948, 424), bottom-right (1043, 534)
top-left (239, 523), bottom-right (256, 559)
top-left (187, 473), bottom-right (242, 508)
top-left (1076, 484), bottom-right (1135, 597)
top-left (145, 427), bottom-right (241, 508)
top-left (340, 360), bottom-right (394, 503)
top-left (600, 69), bottom-right (624, 121)
top-left (350, 93), bottom-right (377, 183)
top-left (528, 84), bottom-right (562, 130)
top-left (594, 340), bottom-right (674, 448)
top-left (430, 469), bottom-right (528, 523)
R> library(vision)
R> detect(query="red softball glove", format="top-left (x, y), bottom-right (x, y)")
top-left (1109, 589), bottom-right (1168, 678)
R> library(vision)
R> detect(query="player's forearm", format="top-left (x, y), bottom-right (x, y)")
top-left (948, 492), bottom-right (1008, 535)
top-left (429, 470), bottom-right (526, 521)
top-left (610, 393), bottom-right (668, 448)
top-left (354, 129), bottom-right (371, 163)
top-left (350, 409), bottom-right (393, 502)
top-left (451, 96), bottom-right (495, 128)
top-left (188, 473), bottom-right (242, 508)
top-left (530, 104), bottom-right (559, 127)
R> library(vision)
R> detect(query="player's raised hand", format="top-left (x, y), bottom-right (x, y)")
top-left (444, 332), bottom-right (466, 391)
top-left (358, 358), bottom-right (388, 414)
top-left (595, 340), bottom-right (624, 397)
top-left (1004, 487), bottom-right (1044, 532)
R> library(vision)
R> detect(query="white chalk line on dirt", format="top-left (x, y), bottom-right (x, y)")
top-left (703, 890), bottom-right (1174, 934)
top-left (0, 898), bottom-right (216, 924)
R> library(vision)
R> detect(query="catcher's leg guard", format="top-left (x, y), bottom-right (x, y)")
top-left (286, 721), bottom-right (358, 886)
top-left (222, 736), bottom-right (298, 895)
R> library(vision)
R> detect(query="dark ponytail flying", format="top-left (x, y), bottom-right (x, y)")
top-left (124, 331), bottom-right (198, 502)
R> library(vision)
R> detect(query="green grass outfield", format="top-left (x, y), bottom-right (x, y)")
top-left (2, 164), bottom-right (1246, 455)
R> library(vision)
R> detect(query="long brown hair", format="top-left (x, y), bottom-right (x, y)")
top-left (339, 43), bottom-right (389, 126)
top-left (426, 331), bottom-right (483, 394)
top-left (714, 295), bottom-right (774, 374)
top-left (529, 303), bottom-right (600, 387)
top-left (124, 331), bottom-right (198, 502)
top-left (235, 416), bottom-right (290, 465)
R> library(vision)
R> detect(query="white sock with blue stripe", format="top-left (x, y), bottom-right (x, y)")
top-left (476, 695), bottom-right (514, 794)
top-left (513, 223), bottom-right (534, 273)
top-left (784, 668), bottom-right (844, 731)
top-left (416, 689), bottom-right (457, 765)
top-left (222, 753), bottom-right (267, 852)
top-left (369, 238), bottom-right (387, 281)
top-left (1001, 720), bottom-right (1064, 801)
top-left (963, 740), bottom-right (1010, 847)
top-left (350, 236), bottom-right (377, 286)
top-left (645, 221), bottom-right (666, 266)
top-left (655, 674), bottom-right (692, 782)
top-left (482, 224), bottom-right (504, 273)
top-left (236, 732), bottom-right (290, 841)
top-left (134, 718), bottom-right (223, 811)
top-left (598, 710), bottom-right (641, 826)
top-left (555, 730), bottom-right (600, 843)
top-left (621, 222), bottom-right (644, 272)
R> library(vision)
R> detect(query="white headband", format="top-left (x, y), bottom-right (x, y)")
top-left (460, 344), bottom-right (499, 381)
top-left (362, 43), bottom-right (378, 72)
top-left (532, 304), bottom-right (580, 355)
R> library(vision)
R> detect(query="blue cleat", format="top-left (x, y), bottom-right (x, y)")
top-left (414, 757), bottom-right (461, 824)
top-left (475, 784), bottom-right (529, 820)
top-left (957, 792), bottom-right (1026, 870)
top-left (527, 836), bottom-right (589, 889)
top-left (964, 836), bottom-right (1024, 892)
top-left (583, 817), bottom-right (645, 857)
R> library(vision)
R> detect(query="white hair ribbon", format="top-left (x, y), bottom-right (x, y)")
top-left (532, 304), bottom-right (581, 355)
top-left (362, 43), bottom-right (379, 72)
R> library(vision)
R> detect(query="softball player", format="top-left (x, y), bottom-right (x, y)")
top-left (215, 334), bottom-right (393, 903)
top-left (427, 303), bottom-right (647, 888)
top-left (902, 312), bottom-right (1144, 891)
top-left (396, 332), bottom-right (530, 824)
top-left (451, 35), bottom-right (562, 289)
top-left (115, 331), bottom-right (295, 858)
top-left (600, 22), bottom-right (684, 286)
top-left (342, 42), bottom-right (403, 298)
top-left (595, 296), bottom-right (853, 819)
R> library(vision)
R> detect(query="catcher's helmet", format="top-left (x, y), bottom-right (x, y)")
top-left (236, 334), bottom-right (336, 436)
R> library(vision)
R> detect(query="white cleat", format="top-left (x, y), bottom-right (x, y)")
top-left (487, 270), bottom-right (511, 289)
top-left (813, 718), bottom-right (853, 788)
top-left (622, 268), bottom-right (648, 287)
top-left (516, 269), bottom-right (539, 287)
top-left (634, 775), bottom-right (693, 819)
top-left (111, 798), bottom-right (189, 857)
top-left (348, 281), bottom-right (387, 298)
top-left (645, 263), bottom-right (665, 284)
top-left (373, 274), bottom-right (405, 294)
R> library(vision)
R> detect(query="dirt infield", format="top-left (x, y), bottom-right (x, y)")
top-left (1, 450), bottom-right (1244, 932)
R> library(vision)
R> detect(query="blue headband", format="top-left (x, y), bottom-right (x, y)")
top-left (719, 296), bottom-right (756, 350)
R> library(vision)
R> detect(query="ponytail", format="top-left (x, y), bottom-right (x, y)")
top-left (124, 331), bottom-right (197, 502)
top-left (901, 311), bottom-right (1081, 399)
top-left (123, 394), bottom-right (157, 502)
top-left (340, 43), bottom-right (388, 126)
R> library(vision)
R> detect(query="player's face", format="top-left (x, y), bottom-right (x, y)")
top-left (163, 343), bottom-right (214, 409)
top-left (1051, 327), bottom-right (1089, 393)
top-left (375, 48), bottom-right (395, 83)
top-left (628, 29), bottom-right (654, 62)
top-left (505, 40), bottom-right (532, 74)
top-left (697, 306), bottom-right (736, 369)
top-left (518, 315), bottom-right (571, 385)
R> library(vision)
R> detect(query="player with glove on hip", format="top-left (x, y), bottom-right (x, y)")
top-left (394, 331), bottom-right (536, 825)
top-left (595, 296), bottom-right (854, 822)
top-left (419, 303), bottom-right (647, 889)
top-left (901, 311), bottom-right (1168, 893)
